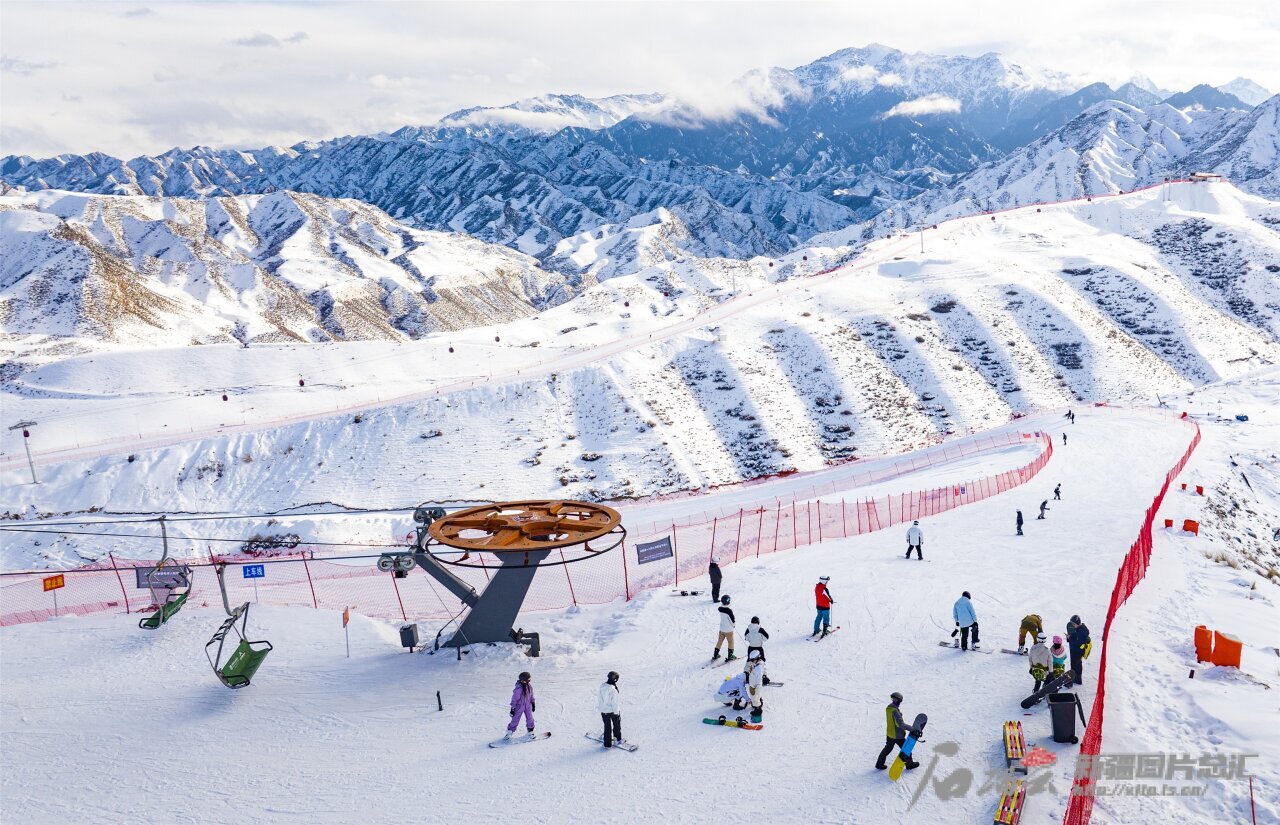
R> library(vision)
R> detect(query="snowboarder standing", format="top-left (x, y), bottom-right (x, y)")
top-left (713, 595), bottom-right (737, 661)
top-left (1016, 510), bottom-right (1024, 536)
top-left (1017, 613), bottom-right (1043, 652)
top-left (744, 650), bottom-right (766, 721)
top-left (743, 616), bottom-right (770, 662)
top-left (504, 671), bottom-right (536, 740)
top-left (1066, 615), bottom-right (1092, 685)
top-left (875, 692), bottom-right (922, 771)
top-left (952, 590), bottom-right (980, 650)
top-left (1028, 633), bottom-right (1052, 693)
top-left (905, 520), bottom-right (924, 560)
top-left (813, 576), bottom-right (834, 637)
top-left (1038, 500), bottom-right (1049, 520)
top-left (1062, 432), bottom-right (1068, 446)
top-left (708, 552), bottom-right (723, 603)
top-left (597, 671), bottom-right (623, 749)
top-left (1049, 636), bottom-right (1068, 679)
top-left (1054, 484), bottom-right (1061, 501)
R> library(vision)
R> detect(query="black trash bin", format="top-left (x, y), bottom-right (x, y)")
top-left (1048, 692), bottom-right (1079, 744)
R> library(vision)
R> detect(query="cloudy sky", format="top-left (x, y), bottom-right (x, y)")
top-left (2, 0), bottom-right (1278, 158)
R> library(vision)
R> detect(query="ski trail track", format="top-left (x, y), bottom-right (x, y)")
top-left (0, 408), bottom-right (1200, 824)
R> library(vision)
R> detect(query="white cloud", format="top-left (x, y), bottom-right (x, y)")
top-left (1, 57), bottom-right (58, 75)
top-left (443, 108), bottom-right (592, 132)
top-left (837, 65), bottom-right (879, 86)
top-left (881, 94), bottom-right (962, 118)
top-left (231, 32), bottom-right (282, 48)
top-left (877, 72), bottom-right (905, 87)
top-left (643, 68), bottom-right (810, 129)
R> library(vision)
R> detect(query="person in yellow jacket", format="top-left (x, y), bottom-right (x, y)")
top-left (875, 692), bottom-right (922, 771)
top-left (1017, 613), bottom-right (1043, 653)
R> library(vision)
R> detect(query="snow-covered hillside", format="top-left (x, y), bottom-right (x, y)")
top-left (0, 189), bottom-right (571, 355)
top-left (3, 405), bottom-right (1275, 825)
top-left (3, 183), bottom-right (1277, 556)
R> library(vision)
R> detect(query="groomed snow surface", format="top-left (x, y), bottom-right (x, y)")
top-left (5, 406), bottom-right (1277, 824)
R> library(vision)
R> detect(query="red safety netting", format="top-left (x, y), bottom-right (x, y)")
top-left (1061, 419), bottom-right (1201, 825)
top-left (1, 432), bottom-right (1053, 627)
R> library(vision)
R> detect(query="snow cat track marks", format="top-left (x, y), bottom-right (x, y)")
top-left (761, 325), bottom-right (862, 464)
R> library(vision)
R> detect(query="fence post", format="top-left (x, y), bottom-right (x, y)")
top-left (755, 507), bottom-right (764, 558)
top-left (559, 549), bottom-right (578, 606)
top-left (773, 503), bottom-right (781, 552)
top-left (791, 501), bottom-right (797, 548)
top-left (671, 524), bottom-right (680, 585)
top-left (300, 551), bottom-right (319, 609)
top-left (620, 540), bottom-right (632, 600)
top-left (710, 517), bottom-right (718, 560)
top-left (108, 552), bottom-right (131, 614)
top-left (734, 510), bottom-right (744, 562)
top-left (817, 501), bottom-right (823, 543)
top-left (841, 499), bottom-right (847, 538)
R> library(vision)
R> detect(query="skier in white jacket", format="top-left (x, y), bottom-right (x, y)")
top-left (905, 520), bottom-right (924, 560)
top-left (744, 651), bottom-right (766, 720)
top-left (597, 671), bottom-right (624, 748)
top-left (713, 595), bottom-right (737, 661)
top-left (743, 616), bottom-right (770, 661)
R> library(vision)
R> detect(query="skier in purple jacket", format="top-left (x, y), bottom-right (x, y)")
top-left (503, 671), bottom-right (536, 740)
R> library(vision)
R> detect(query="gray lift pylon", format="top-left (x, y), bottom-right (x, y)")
top-left (406, 506), bottom-right (545, 652)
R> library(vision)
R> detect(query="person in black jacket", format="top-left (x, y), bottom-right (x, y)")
top-left (708, 553), bottom-right (723, 603)
top-left (1066, 615), bottom-right (1092, 685)
top-left (1016, 510), bottom-right (1024, 536)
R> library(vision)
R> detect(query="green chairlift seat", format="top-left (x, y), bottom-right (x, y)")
top-left (138, 589), bottom-right (191, 629)
top-left (206, 602), bottom-right (273, 689)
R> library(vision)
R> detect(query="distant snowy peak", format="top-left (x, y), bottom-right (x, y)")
top-left (1162, 84), bottom-right (1251, 112)
top-left (1216, 77), bottom-right (1273, 107)
top-left (437, 92), bottom-right (668, 133)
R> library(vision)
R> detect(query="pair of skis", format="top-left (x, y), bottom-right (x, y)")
top-left (810, 626), bottom-right (841, 641)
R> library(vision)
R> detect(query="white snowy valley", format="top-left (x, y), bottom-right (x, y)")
top-left (3, 177), bottom-right (1280, 824)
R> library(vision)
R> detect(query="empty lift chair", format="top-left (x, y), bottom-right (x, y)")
top-left (138, 516), bottom-right (192, 630)
top-left (206, 562), bottom-right (272, 689)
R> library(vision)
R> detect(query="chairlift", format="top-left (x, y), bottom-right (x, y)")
top-left (205, 562), bottom-right (273, 689)
top-left (138, 516), bottom-right (192, 630)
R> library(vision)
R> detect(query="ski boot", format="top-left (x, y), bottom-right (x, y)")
top-left (726, 653), bottom-right (738, 661)
top-left (1017, 646), bottom-right (1026, 654)
top-left (712, 650), bottom-right (721, 661)
top-left (952, 640), bottom-right (960, 648)
top-left (905, 760), bottom-right (920, 770)
top-left (502, 731), bottom-right (514, 742)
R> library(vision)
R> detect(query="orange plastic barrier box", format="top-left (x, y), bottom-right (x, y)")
top-left (1164, 518), bottom-right (1174, 528)
top-left (1211, 631), bottom-right (1242, 668)
top-left (1195, 485), bottom-right (1204, 495)
top-left (1182, 519), bottom-right (1199, 535)
top-left (1194, 625), bottom-right (1213, 663)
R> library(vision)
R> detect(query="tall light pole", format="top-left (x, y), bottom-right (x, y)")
top-left (9, 421), bottom-right (38, 484)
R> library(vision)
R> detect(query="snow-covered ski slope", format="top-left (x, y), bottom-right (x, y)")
top-left (5, 404), bottom-right (1277, 825)
top-left (3, 181), bottom-right (1278, 527)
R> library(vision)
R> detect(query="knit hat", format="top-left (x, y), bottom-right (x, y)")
top-left (819, 576), bottom-right (830, 582)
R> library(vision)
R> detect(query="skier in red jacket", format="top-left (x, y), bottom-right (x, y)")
top-left (812, 576), bottom-right (834, 637)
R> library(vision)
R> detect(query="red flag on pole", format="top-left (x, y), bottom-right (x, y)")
top-left (343, 606), bottom-right (350, 627)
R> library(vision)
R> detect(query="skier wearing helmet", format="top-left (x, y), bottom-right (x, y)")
top-left (1049, 636), bottom-right (1068, 678)
top-left (813, 576), bottom-right (834, 637)
top-left (875, 691), bottom-right (922, 771)
top-left (1028, 634), bottom-right (1052, 693)
top-left (713, 595), bottom-right (737, 661)
top-left (744, 650), bottom-right (767, 720)
top-left (743, 616), bottom-right (770, 663)
top-left (597, 671), bottom-right (624, 749)
top-left (503, 671), bottom-right (536, 741)
top-left (905, 520), bottom-right (924, 560)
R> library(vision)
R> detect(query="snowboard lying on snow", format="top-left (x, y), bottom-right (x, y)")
top-left (1020, 673), bottom-right (1075, 709)
top-left (703, 715), bottom-right (762, 730)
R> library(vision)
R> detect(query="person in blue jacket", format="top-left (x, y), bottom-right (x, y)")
top-left (952, 591), bottom-right (980, 651)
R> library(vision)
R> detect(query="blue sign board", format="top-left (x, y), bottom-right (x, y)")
top-left (635, 537), bottom-right (674, 565)
top-left (242, 564), bottom-right (266, 579)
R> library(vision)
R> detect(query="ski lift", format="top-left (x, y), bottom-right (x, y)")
top-left (205, 563), bottom-right (273, 689)
top-left (138, 516), bottom-right (192, 630)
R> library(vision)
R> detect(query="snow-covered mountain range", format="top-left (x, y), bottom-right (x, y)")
top-left (0, 189), bottom-right (570, 356)
top-left (4, 45), bottom-right (1271, 269)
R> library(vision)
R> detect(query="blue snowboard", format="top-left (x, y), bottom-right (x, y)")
top-left (889, 713), bottom-right (928, 781)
